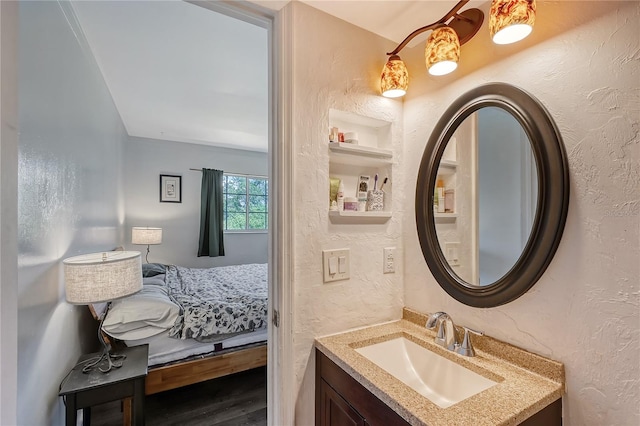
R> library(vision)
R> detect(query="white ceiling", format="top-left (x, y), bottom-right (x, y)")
top-left (72, 0), bottom-right (483, 153)
top-left (302, 0), bottom-right (484, 46)
top-left (72, 1), bottom-right (269, 152)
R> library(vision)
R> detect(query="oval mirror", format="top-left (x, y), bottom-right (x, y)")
top-left (416, 83), bottom-right (569, 308)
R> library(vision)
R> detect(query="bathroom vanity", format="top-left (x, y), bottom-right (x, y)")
top-left (315, 309), bottom-right (563, 426)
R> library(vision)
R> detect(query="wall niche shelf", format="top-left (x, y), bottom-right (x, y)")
top-left (328, 143), bottom-right (392, 158)
top-left (328, 143), bottom-right (392, 167)
top-left (436, 149), bottom-right (458, 219)
top-left (435, 213), bottom-right (458, 222)
top-left (438, 160), bottom-right (458, 176)
top-left (328, 109), bottom-right (393, 224)
top-left (329, 210), bottom-right (392, 224)
top-left (440, 159), bottom-right (458, 168)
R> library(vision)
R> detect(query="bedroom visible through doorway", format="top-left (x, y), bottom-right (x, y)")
top-left (68, 0), bottom-right (274, 423)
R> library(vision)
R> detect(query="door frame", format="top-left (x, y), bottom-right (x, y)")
top-left (187, 2), bottom-right (294, 424)
top-left (0, 1), bottom-right (19, 424)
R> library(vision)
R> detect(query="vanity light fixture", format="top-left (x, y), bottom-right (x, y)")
top-left (490, 0), bottom-right (536, 45)
top-left (380, 54), bottom-right (409, 98)
top-left (380, 0), bottom-right (536, 97)
top-left (425, 26), bottom-right (461, 76)
top-left (380, 0), bottom-right (483, 98)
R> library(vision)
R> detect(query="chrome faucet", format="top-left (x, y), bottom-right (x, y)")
top-left (426, 312), bottom-right (484, 356)
top-left (426, 311), bottom-right (459, 350)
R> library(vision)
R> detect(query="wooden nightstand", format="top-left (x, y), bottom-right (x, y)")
top-left (59, 344), bottom-right (148, 426)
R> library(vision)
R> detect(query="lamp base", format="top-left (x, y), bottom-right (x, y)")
top-left (83, 301), bottom-right (126, 374)
top-left (450, 9), bottom-right (484, 45)
top-left (82, 348), bottom-right (127, 374)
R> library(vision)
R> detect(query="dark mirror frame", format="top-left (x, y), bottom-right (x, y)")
top-left (416, 83), bottom-right (570, 308)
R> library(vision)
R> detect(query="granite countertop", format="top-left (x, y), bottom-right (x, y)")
top-left (315, 308), bottom-right (564, 426)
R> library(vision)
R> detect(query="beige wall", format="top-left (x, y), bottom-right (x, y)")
top-left (123, 136), bottom-right (268, 268)
top-left (403, 2), bottom-right (639, 425)
top-left (288, 3), bottom-right (404, 424)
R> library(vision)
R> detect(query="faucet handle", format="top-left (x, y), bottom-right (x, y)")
top-left (425, 312), bottom-right (448, 347)
top-left (425, 312), bottom-right (446, 329)
top-left (456, 326), bottom-right (483, 357)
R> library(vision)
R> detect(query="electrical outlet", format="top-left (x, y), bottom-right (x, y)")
top-left (383, 247), bottom-right (396, 274)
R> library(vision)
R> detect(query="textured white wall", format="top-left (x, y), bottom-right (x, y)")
top-left (403, 2), bottom-right (639, 424)
top-left (288, 3), bottom-right (404, 424)
top-left (123, 136), bottom-right (268, 268)
top-left (17, 2), bottom-right (127, 424)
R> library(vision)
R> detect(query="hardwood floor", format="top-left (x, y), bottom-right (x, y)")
top-left (91, 366), bottom-right (267, 426)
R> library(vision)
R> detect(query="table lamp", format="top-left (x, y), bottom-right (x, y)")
top-left (63, 251), bottom-right (142, 373)
top-left (131, 227), bottom-right (162, 263)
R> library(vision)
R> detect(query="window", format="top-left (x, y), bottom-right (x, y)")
top-left (223, 174), bottom-right (268, 231)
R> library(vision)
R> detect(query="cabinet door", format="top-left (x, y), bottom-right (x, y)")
top-left (319, 379), bottom-right (365, 426)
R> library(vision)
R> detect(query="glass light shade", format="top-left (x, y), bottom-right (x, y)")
top-left (131, 226), bottom-right (163, 245)
top-left (381, 55), bottom-right (409, 98)
top-left (425, 26), bottom-right (460, 76)
top-left (63, 251), bottom-right (142, 304)
top-left (490, 0), bottom-right (536, 45)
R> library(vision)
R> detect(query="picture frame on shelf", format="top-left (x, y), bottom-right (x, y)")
top-left (160, 174), bottom-right (182, 203)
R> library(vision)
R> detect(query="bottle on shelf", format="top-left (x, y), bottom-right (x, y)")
top-left (445, 189), bottom-right (455, 213)
top-left (436, 178), bottom-right (445, 213)
top-left (337, 181), bottom-right (345, 212)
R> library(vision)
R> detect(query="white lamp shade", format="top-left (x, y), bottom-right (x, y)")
top-left (131, 227), bottom-right (163, 245)
top-left (63, 251), bottom-right (143, 304)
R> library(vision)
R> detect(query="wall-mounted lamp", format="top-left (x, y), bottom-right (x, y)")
top-left (131, 226), bottom-right (162, 263)
top-left (425, 26), bottom-right (461, 76)
top-left (490, 0), bottom-right (536, 45)
top-left (381, 0), bottom-right (536, 97)
top-left (381, 55), bottom-right (409, 98)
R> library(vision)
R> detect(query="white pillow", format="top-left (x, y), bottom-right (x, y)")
top-left (102, 285), bottom-right (179, 340)
top-left (143, 275), bottom-right (165, 286)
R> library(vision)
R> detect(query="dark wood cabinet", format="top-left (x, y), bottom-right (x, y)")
top-left (521, 398), bottom-right (562, 426)
top-left (316, 349), bottom-right (410, 426)
top-left (319, 378), bottom-right (365, 426)
top-left (316, 348), bottom-right (562, 426)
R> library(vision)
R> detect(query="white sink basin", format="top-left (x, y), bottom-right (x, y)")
top-left (355, 336), bottom-right (497, 408)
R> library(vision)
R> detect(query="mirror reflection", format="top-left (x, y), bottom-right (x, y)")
top-left (435, 107), bottom-right (538, 286)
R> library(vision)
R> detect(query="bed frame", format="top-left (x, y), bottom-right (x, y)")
top-left (88, 305), bottom-right (267, 395)
top-left (145, 342), bottom-right (267, 394)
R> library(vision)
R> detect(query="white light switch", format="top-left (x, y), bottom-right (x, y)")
top-left (338, 256), bottom-right (346, 273)
top-left (329, 256), bottom-right (338, 274)
top-left (323, 249), bottom-right (350, 283)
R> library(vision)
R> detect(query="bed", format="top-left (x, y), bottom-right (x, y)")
top-left (91, 262), bottom-right (268, 395)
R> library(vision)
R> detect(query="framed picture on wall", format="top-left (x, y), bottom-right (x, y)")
top-left (160, 174), bottom-right (182, 203)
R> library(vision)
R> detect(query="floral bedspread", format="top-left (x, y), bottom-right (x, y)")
top-left (166, 263), bottom-right (268, 341)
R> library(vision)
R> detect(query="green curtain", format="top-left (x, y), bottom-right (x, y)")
top-left (198, 168), bottom-right (225, 257)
